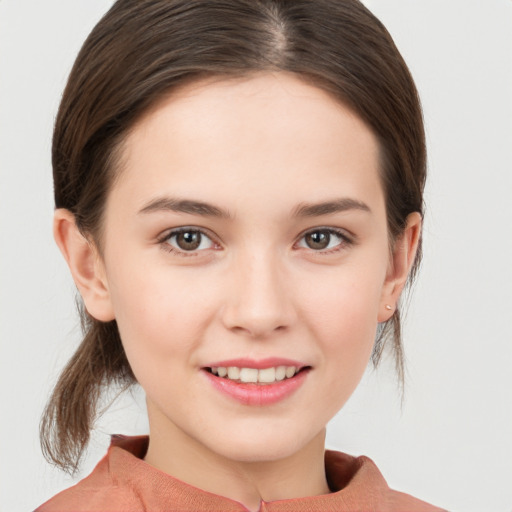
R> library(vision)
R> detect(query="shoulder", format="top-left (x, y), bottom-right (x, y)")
top-left (35, 436), bottom-right (147, 512)
top-left (325, 450), bottom-right (447, 512)
top-left (35, 435), bottom-right (246, 512)
top-left (35, 483), bottom-right (141, 512)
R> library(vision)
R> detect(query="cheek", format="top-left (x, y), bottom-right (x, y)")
top-left (301, 275), bottom-right (381, 416)
top-left (296, 262), bottom-right (384, 365)
top-left (106, 262), bottom-right (218, 366)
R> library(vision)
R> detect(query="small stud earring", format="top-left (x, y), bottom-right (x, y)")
top-left (385, 304), bottom-right (393, 311)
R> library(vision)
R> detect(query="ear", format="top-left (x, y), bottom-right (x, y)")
top-left (53, 209), bottom-right (115, 322)
top-left (378, 212), bottom-right (422, 322)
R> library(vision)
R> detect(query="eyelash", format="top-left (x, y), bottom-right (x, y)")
top-left (157, 226), bottom-right (353, 257)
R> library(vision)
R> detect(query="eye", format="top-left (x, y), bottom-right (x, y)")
top-left (296, 228), bottom-right (350, 252)
top-left (162, 228), bottom-right (216, 253)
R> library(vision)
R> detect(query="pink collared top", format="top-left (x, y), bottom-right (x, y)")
top-left (36, 435), bottom-right (446, 512)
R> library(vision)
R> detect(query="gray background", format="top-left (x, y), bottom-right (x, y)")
top-left (1, 1), bottom-right (511, 510)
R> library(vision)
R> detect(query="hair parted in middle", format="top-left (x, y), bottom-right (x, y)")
top-left (42, 0), bottom-right (426, 473)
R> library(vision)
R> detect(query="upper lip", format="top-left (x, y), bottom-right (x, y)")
top-left (204, 357), bottom-right (308, 370)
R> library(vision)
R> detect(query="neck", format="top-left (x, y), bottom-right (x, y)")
top-left (144, 419), bottom-right (329, 512)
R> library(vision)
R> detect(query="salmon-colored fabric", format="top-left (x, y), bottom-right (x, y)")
top-left (36, 435), bottom-right (445, 512)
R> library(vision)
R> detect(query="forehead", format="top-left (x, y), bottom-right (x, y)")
top-left (113, 72), bottom-right (384, 217)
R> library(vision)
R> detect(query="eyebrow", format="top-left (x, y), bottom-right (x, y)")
top-left (292, 198), bottom-right (371, 217)
top-left (138, 196), bottom-right (370, 219)
top-left (138, 197), bottom-right (232, 218)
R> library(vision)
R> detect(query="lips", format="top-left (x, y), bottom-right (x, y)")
top-left (202, 358), bottom-right (310, 406)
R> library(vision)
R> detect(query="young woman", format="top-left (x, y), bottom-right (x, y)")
top-left (36, 0), bottom-right (445, 510)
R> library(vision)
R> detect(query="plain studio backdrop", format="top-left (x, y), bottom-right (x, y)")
top-left (1, 1), bottom-right (511, 511)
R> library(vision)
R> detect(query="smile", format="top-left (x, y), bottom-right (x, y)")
top-left (209, 366), bottom-right (300, 384)
top-left (203, 359), bottom-right (310, 406)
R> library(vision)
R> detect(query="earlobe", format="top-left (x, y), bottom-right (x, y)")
top-left (53, 209), bottom-right (115, 322)
top-left (378, 212), bottom-right (422, 323)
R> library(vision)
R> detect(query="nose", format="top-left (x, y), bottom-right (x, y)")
top-left (221, 250), bottom-right (295, 339)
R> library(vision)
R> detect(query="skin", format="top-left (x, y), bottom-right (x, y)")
top-left (55, 72), bottom-right (421, 511)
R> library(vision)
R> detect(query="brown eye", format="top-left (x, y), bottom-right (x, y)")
top-left (304, 230), bottom-right (331, 250)
top-left (176, 231), bottom-right (201, 250)
top-left (298, 229), bottom-right (348, 252)
top-left (166, 229), bottom-right (214, 252)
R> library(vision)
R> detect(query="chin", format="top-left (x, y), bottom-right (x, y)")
top-left (201, 423), bottom-right (324, 464)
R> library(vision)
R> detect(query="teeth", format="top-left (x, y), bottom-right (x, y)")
top-left (258, 367), bottom-right (275, 383)
top-left (227, 367), bottom-right (240, 380)
top-left (285, 366), bottom-right (296, 378)
top-left (275, 366), bottom-right (286, 381)
top-left (240, 368), bottom-right (258, 383)
top-left (212, 365), bottom-right (300, 383)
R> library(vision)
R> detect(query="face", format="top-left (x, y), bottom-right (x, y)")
top-left (93, 73), bottom-right (399, 463)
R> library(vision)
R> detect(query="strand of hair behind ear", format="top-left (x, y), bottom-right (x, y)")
top-left (40, 305), bottom-right (134, 473)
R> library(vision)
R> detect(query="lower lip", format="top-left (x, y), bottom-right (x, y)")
top-left (204, 369), bottom-right (309, 406)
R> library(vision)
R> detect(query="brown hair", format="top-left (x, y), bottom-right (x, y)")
top-left (42, 0), bottom-right (426, 472)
